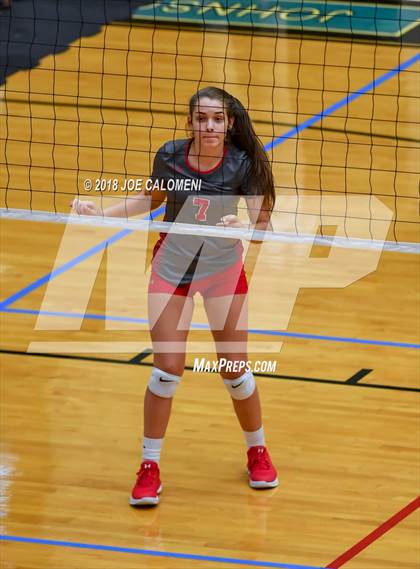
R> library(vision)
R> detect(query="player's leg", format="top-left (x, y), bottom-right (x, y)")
top-left (204, 292), bottom-right (279, 489)
top-left (204, 293), bottom-right (261, 428)
top-left (130, 291), bottom-right (194, 506)
top-left (146, 291), bottom-right (194, 436)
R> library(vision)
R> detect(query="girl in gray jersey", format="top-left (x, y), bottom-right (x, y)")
top-left (72, 87), bottom-right (279, 506)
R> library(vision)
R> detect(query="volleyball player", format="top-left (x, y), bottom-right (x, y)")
top-left (72, 87), bottom-right (279, 506)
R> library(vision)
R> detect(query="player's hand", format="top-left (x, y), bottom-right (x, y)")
top-left (70, 198), bottom-right (101, 216)
top-left (216, 215), bottom-right (244, 228)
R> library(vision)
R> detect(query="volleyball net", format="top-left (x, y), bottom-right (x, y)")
top-left (1, 0), bottom-right (419, 253)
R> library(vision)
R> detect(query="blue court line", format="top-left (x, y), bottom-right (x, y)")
top-left (0, 206), bottom-right (165, 309)
top-left (265, 52), bottom-right (420, 151)
top-left (247, 328), bottom-right (420, 349)
top-left (0, 307), bottom-right (148, 324)
top-left (0, 535), bottom-right (325, 569)
top-left (1, 306), bottom-right (419, 349)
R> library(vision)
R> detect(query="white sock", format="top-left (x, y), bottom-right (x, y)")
top-left (243, 426), bottom-right (265, 449)
top-left (142, 436), bottom-right (164, 464)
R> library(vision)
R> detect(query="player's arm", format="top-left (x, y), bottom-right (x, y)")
top-left (71, 187), bottom-right (166, 217)
top-left (245, 195), bottom-right (273, 232)
top-left (103, 187), bottom-right (166, 217)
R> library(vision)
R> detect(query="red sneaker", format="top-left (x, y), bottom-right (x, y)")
top-left (247, 446), bottom-right (279, 489)
top-left (130, 461), bottom-right (162, 506)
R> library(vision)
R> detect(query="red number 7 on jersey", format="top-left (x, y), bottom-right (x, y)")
top-left (192, 197), bottom-right (210, 221)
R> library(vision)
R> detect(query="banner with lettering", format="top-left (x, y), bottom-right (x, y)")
top-left (132, 1), bottom-right (420, 42)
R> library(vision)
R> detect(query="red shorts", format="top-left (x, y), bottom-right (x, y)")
top-left (149, 259), bottom-right (248, 298)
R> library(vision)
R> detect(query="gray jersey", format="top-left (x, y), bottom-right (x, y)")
top-left (151, 138), bottom-right (259, 285)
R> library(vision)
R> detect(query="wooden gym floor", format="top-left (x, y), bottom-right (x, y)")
top-left (0, 15), bottom-right (419, 569)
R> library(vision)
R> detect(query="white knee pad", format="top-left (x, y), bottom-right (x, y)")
top-left (224, 370), bottom-right (256, 400)
top-left (148, 367), bottom-right (181, 398)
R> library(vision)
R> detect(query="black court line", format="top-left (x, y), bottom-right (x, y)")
top-left (346, 368), bottom-right (373, 384)
top-left (128, 348), bottom-right (153, 364)
top-left (1, 349), bottom-right (419, 394)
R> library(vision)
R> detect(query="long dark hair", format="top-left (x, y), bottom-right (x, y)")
top-left (188, 86), bottom-right (276, 212)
